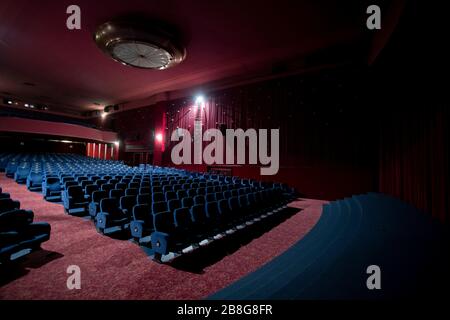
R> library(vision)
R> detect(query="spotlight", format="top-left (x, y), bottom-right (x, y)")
top-left (195, 95), bottom-right (204, 104)
top-left (101, 112), bottom-right (107, 119)
top-left (155, 133), bottom-right (163, 143)
top-left (7, 100), bottom-right (13, 105)
top-left (114, 141), bottom-right (120, 147)
top-left (24, 103), bottom-right (29, 107)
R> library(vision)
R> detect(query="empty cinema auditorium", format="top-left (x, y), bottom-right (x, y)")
top-left (0, 0), bottom-right (449, 312)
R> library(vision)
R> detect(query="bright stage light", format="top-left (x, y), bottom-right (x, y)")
top-left (195, 95), bottom-right (204, 104)
top-left (114, 141), bottom-right (120, 146)
top-left (101, 112), bottom-right (107, 118)
top-left (155, 133), bottom-right (163, 143)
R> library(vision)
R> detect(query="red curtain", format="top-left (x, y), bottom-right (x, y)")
top-left (379, 106), bottom-right (449, 223)
top-left (160, 68), bottom-right (379, 200)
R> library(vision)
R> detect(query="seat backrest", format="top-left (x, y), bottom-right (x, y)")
top-left (152, 201), bottom-right (168, 215)
top-left (231, 189), bottom-right (239, 197)
top-left (68, 186), bottom-right (84, 200)
top-left (0, 198), bottom-right (20, 213)
top-left (172, 184), bottom-right (182, 192)
top-left (249, 193), bottom-right (258, 206)
top-left (215, 192), bottom-right (224, 201)
top-left (223, 190), bottom-right (232, 199)
top-left (81, 180), bottom-right (91, 188)
top-left (228, 196), bottom-right (240, 211)
top-left (168, 199), bottom-right (181, 212)
top-left (30, 172), bottom-right (42, 183)
top-left (153, 211), bottom-right (174, 233)
top-left (152, 192), bottom-right (164, 203)
top-left (137, 194), bottom-right (151, 205)
top-left (125, 188), bottom-right (139, 196)
top-left (206, 193), bottom-right (216, 202)
top-left (187, 189), bottom-right (197, 198)
top-left (115, 183), bottom-right (127, 190)
top-left (194, 195), bottom-right (205, 205)
top-left (140, 187), bottom-right (150, 195)
top-left (152, 186), bottom-right (162, 193)
top-left (85, 184), bottom-right (99, 195)
top-left (129, 182), bottom-right (140, 189)
top-left (181, 197), bottom-right (194, 208)
top-left (218, 197), bottom-right (230, 213)
top-left (46, 177), bottom-right (61, 190)
top-left (182, 183), bottom-right (190, 190)
top-left (140, 182), bottom-right (150, 188)
top-left (190, 183), bottom-right (198, 189)
top-left (238, 194), bottom-right (249, 208)
top-left (190, 204), bottom-right (206, 224)
top-left (92, 190), bottom-right (108, 203)
top-left (109, 179), bottom-right (119, 186)
top-left (120, 195), bottom-right (137, 212)
top-left (132, 204), bottom-right (151, 224)
top-left (110, 189), bottom-right (124, 199)
top-left (96, 179), bottom-right (107, 186)
top-left (62, 176), bottom-right (75, 183)
top-left (102, 183), bottom-right (114, 192)
top-left (173, 207), bottom-right (192, 228)
top-left (64, 181), bottom-right (78, 189)
top-left (205, 201), bottom-right (219, 219)
top-left (177, 190), bottom-right (187, 199)
top-left (100, 198), bottom-right (121, 216)
top-left (165, 191), bottom-right (177, 202)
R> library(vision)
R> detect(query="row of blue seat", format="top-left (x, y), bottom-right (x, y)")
top-left (0, 186), bottom-right (51, 264)
top-left (3, 153), bottom-right (297, 263)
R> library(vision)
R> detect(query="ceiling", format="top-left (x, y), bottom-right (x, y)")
top-left (0, 0), bottom-right (381, 117)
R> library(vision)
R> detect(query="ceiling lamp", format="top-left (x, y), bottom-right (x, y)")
top-left (94, 18), bottom-right (186, 70)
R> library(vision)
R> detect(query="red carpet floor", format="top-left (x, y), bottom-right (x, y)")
top-left (0, 173), bottom-right (323, 300)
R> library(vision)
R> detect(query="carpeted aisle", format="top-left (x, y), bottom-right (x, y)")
top-left (0, 173), bottom-right (323, 300)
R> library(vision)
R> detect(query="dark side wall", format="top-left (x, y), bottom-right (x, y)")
top-left (373, 0), bottom-right (449, 222)
top-left (0, 133), bottom-right (86, 155)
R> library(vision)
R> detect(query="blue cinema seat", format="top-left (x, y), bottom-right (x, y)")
top-left (0, 192), bottom-right (11, 200)
top-left (130, 204), bottom-right (153, 243)
top-left (63, 186), bottom-right (89, 215)
top-left (95, 198), bottom-right (130, 234)
top-left (0, 209), bottom-right (51, 264)
top-left (26, 172), bottom-right (43, 191)
top-left (88, 190), bottom-right (108, 218)
top-left (14, 167), bottom-right (30, 184)
top-left (5, 163), bottom-right (18, 178)
top-left (119, 195), bottom-right (137, 218)
top-left (0, 198), bottom-right (21, 214)
top-left (42, 177), bottom-right (62, 201)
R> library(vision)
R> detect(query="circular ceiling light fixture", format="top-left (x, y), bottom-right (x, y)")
top-left (94, 18), bottom-right (186, 70)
